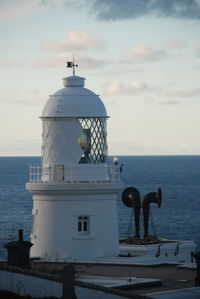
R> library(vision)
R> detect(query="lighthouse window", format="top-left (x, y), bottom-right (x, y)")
top-left (78, 216), bottom-right (90, 234)
top-left (78, 129), bottom-right (91, 163)
top-left (78, 118), bottom-right (108, 164)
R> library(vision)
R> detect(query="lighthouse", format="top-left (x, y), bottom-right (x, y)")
top-left (26, 63), bottom-right (122, 260)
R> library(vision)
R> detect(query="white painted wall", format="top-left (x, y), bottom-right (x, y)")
top-left (28, 182), bottom-right (121, 260)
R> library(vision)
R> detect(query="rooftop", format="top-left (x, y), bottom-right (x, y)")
top-left (31, 259), bottom-right (199, 299)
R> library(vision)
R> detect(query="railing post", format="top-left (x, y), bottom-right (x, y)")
top-left (70, 164), bottom-right (72, 182)
top-left (29, 164), bottom-right (32, 182)
top-left (46, 165), bottom-right (51, 182)
top-left (37, 165), bottom-right (39, 182)
top-left (29, 165), bottom-right (31, 182)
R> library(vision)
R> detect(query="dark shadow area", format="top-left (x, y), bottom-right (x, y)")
top-left (0, 291), bottom-right (59, 299)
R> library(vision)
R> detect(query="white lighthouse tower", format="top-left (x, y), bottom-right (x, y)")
top-left (26, 63), bottom-right (122, 260)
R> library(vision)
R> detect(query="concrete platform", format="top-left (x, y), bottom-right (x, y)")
top-left (38, 254), bottom-right (195, 267)
top-left (73, 263), bottom-right (196, 296)
top-left (177, 263), bottom-right (196, 270)
top-left (31, 259), bottom-right (197, 298)
top-left (145, 287), bottom-right (200, 299)
top-left (98, 255), bottom-right (183, 266)
top-left (76, 274), bottom-right (162, 289)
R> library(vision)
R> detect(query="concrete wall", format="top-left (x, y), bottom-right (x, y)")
top-left (76, 285), bottom-right (128, 299)
top-left (0, 264), bottom-right (131, 299)
top-left (0, 268), bottom-right (62, 297)
top-left (120, 241), bottom-right (196, 263)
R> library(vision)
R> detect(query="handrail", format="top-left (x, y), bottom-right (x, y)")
top-left (29, 164), bottom-right (121, 183)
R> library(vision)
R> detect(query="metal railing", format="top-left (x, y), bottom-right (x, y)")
top-left (29, 164), bottom-right (121, 183)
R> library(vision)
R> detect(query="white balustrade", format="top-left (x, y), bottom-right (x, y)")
top-left (29, 164), bottom-right (121, 183)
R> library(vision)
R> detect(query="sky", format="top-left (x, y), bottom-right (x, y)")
top-left (0, 0), bottom-right (200, 156)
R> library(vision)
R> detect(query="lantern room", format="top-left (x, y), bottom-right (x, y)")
top-left (41, 74), bottom-right (108, 168)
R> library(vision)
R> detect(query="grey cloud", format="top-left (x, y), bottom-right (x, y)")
top-left (164, 87), bottom-right (200, 97)
top-left (104, 80), bottom-right (148, 96)
top-left (89, 0), bottom-right (200, 21)
top-left (145, 97), bottom-right (180, 105)
top-left (158, 100), bottom-right (180, 105)
top-left (34, 53), bottom-right (107, 70)
top-left (165, 40), bottom-right (187, 49)
top-left (197, 46), bottom-right (200, 56)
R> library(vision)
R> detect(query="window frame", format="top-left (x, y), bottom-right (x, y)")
top-left (77, 216), bottom-right (90, 235)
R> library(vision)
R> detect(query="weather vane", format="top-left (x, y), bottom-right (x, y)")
top-left (66, 57), bottom-right (78, 76)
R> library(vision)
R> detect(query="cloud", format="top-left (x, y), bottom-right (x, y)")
top-left (37, 30), bottom-right (107, 70)
top-left (41, 30), bottom-right (105, 52)
top-left (104, 80), bottom-right (148, 95)
top-left (104, 82), bottom-right (200, 103)
top-left (88, 0), bottom-right (200, 21)
top-left (197, 46), bottom-right (200, 56)
top-left (35, 52), bottom-right (107, 69)
top-left (124, 44), bottom-right (166, 62)
top-left (0, 59), bottom-right (28, 68)
top-left (39, 0), bottom-right (76, 6)
top-left (0, 0), bottom-right (41, 24)
top-left (2, 0), bottom-right (200, 24)
top-left (166, 40), bottom-right (187, 49)
top-left (0, 0), bottom-right (75, 23)
top-left (145, 97), bottom-right (181, 106)
top-left (145, 85), bottom-right (200, 105)
top-left (146, 86), bottom-right (200, 105)
top-left (0, 97), bottom-right (34, 105)
top-left (129, 81), bottom-right (149, 93)
top-left (0, 90), bottom-right (44, 106)
top-left (158, 100), bottom-right (180, 105)
top-left (163, 87), bottom-right (200, 97)
top-left (104, 81), bottom-right (125, 95)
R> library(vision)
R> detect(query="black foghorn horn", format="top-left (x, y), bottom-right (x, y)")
top-left (122, 187), bottom-right (141, 239)
top-left (142, 188), bottom-right (162, 238)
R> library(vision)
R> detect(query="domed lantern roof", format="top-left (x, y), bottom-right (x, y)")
top-left (42, 74), bottom-right (108, 118)
top-left (40, 62), bottom-right (109, 167)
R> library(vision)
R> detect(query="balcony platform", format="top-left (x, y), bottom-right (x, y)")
top-left (29, 163), bottom-right (121, 183)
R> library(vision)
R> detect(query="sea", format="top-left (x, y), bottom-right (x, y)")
top-left (0, 155), bottom-right (200, 258)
